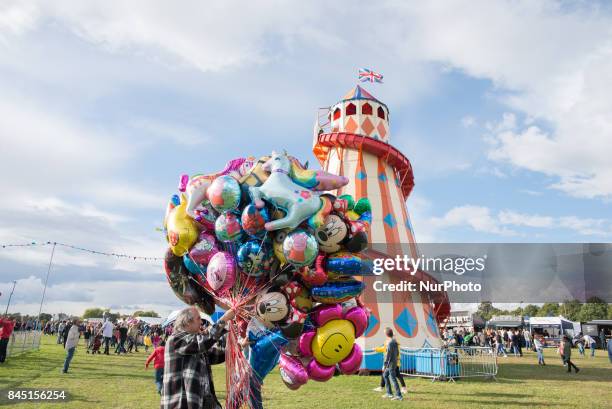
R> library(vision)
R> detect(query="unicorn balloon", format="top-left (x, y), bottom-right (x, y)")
top-left (184, 157), bottom-right (256, 219)
top-left (250, 151), bottom-right (348, 231)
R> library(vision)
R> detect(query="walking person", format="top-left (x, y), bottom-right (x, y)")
top-left (57, 321), bottom-right (66, 344)
top-left (559, 335), bottom-right (579, 374)
top-left (373, 338), bottom-right (407, 394)
top-left (101, 319), bottom-right (113, 355)
top-left (116, 324), bottom-right (128, 354)
top-left (0, 317), bottom-right (15, 364)
top-left (534, 334), bottom-right (545, 366)
top-left (161, 307), bottom-right (235, 409)
top-left (583, 334), bottom-right (597, 357)
top-left (145, 340), bottom-right (165, 395)
top-left (495, 331), bottom-right (508, 357)
top-left (62, 319), bottom-right (80, 373)
top-left (381, 328), bottom-right (403, 401)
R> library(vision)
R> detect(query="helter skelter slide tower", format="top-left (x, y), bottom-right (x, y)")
top-left (313, 85), bottom-right (451, 369)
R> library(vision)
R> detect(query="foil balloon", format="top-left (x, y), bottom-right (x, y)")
top-left (310, 280), bottom-right (365, 304)
top-left (241, 204), bottom-right (269, 238)
top-left (325, 252), bottom-right (375, 277)
top-left (183, 254), bottom-right (206, 277)
top-left (237, 240), bottom-right (275, 277)
top-left (279, 354), bottom-right (308, 390)
top-left (249, 330), bottom-right (289, 380)
top-left (249, 151), bottom-right (334, 231)
top-left (215, 212), bottom-right (243, 243)
top-left (166, 194), bottom-right (199, 256)
top-left (282, 229), bottom-right (318, 267)
top-left (193, 201), bottom-right (218, 230)
top-left (189, 232), bottom-right (219, 265)
top-left (164, 249), bottom-right (214, 314)
top-left (272, 229), bottom-right (289, 266)
top-left (208, 175), bottom-right (242, 213)
top-left (206, 251), bottom-right (236, 293)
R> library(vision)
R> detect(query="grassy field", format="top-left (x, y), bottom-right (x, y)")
top-left (0, 335), bottom-right (611, 408)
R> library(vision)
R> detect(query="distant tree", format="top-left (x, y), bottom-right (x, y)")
top-left (39, 313), bottom-right (52, 322)
top-left (579, 297), bottom-right (608, 322)
top-left (607, 305), bottom-right (612, 320)
top-left (538, 303), bottom-right (559, 317)
top-left (523, 304), bottom-right (540, 317)
top-left (560, 300), bottom-right (582, 321)
top-left (82, 308), bottom-right (106, 319)
top-left (510, 307), bottom-right (524, 316)
top-left (133, 310), bottom-right (160, 318)
top-left (476, 302), bottom-right (501, 321)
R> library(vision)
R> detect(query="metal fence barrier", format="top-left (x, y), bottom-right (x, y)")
top-left (400, 346), bottom-right (497, 381)
top-left (7, 330), bottom-right (42, 357)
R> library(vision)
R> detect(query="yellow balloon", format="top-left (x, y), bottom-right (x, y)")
top-left (312, 319), bottom-right (355, 367)
top-left (166, 194), bottom-right (199, 256)
top-left (345, 210), bottom-right (360, 221)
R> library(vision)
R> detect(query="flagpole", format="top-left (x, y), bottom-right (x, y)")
top-left (3, 280), bottom-right (17, 315)
top-left (37, 242), bottom-right (56, 324)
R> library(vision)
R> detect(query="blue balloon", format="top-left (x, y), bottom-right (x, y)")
top-left (237, 240), bottom-right (275, 277)
top-left (249, 330), bottom-right (288, 380)
top-left (183, 254), bottom-right (206, 278)
top-left (310, 280), bottom-right (365, 304)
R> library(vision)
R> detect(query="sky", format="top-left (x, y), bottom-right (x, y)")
top-left (1, 0), bottom-right (611, 317)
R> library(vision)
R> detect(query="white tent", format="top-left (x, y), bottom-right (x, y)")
top-left (136, 317), bottom-right (164, 325)
top-left (162, 309), bottom-right (213, 328)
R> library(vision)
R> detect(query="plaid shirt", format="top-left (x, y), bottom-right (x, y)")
top-left (161, 324), bottom-right (226, 409)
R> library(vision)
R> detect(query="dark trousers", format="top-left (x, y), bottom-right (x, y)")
top-left (565, 358), bottom-right (579, 373)
top-left (63, 347), bottom-right (75, 373)
top-left (103, 337), bottom-right (111, 354)
top-left (0, 338), bottom-right (9, 363)
top-left (380, 366), bottom-right (405, 388)
top-left (115, 338), bottom-right (127, 354)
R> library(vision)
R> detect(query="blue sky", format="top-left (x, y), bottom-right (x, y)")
top-left (0, 1), bottom-right (611, 315)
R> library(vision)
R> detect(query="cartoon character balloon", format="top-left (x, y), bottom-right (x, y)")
top-left (282, 230), bottom-right (318, 267)
top-left (208, 175), bottom-right (242, 213)
top-left (206, 251), bottom-right (236, 293)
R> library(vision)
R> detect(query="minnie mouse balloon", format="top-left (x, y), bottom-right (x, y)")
top-left (189, 232), bottom-right (219, 265)
top-left (206, 251), bottom-right (236, 292)
top-left (282, 229), bottom-right (318, 267)
top-left (208, 175), bottom-right (241, 213)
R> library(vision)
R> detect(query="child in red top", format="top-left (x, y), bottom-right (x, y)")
top-left (0, 318), bottom-right (16, 363)
top-left (145, 340), bottom-right (165, 394)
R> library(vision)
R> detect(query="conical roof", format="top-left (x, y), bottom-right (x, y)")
top-left (341, 85), bottom-right (379, 101)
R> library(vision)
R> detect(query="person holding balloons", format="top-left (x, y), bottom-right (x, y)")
top-left (160, 306), bottom-right (235, 409)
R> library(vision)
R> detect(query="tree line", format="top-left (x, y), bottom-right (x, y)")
top-left (476, 297), bottom-right (611, 322)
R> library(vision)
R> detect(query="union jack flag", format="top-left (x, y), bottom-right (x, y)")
top-left (358, 68), bottom-right (383, 83)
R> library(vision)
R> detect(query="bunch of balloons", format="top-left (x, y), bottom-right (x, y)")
top-left (162, 150), bottom-right (375, 392)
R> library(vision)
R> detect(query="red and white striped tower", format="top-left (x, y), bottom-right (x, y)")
top-left (313, 85), bottom-right (450, 369)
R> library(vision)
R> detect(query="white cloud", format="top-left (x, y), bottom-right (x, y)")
top-left (430, 205), bottom-right (515, 236)
top-left (429, 206), bottom-right (611, 238)
top-left (498, 210), bottom-right (553, 228)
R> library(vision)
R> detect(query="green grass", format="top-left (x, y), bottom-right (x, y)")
top-left (1, 335), bottom-right (611, 408)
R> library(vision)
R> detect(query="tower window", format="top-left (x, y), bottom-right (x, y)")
top-left (346, 103), bottom-right (356, 116)
top-left (377, 106), bottom-right (385, 119)
top-left (362, 102), bottom-right (372, 115)
top-left (333, 107), bottom-right (341, 121)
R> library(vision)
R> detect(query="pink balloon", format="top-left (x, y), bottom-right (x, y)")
top-left (298, 331), bottom-right (315, 357)
top-left (344, 306), bottom-right (368, 338)
top-left (206, 251), bottom-right (236, 292)
top-left (189, 232), bottom-right (219, 265)
top-left (338, 344), bottom-right (362, 374)
top-left (307, 359), bottom-right (335, 382)
top-left (279, 354), bottom-right (308, 390)
top-left (313, 304), bottom-right (342, 327)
